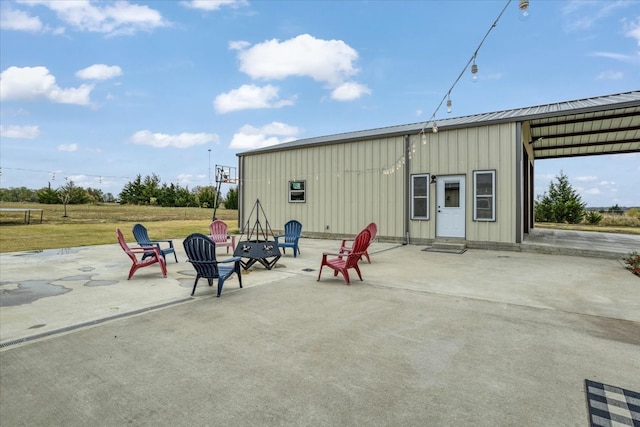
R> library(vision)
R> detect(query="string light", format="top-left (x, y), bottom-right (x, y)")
top-left (519, 0), bottom-right (530, 20)
top-left (418, 0), bottom-right (518, 140)
top-left (446, 95), bottom-right (452, 113)
top-left (471, 58), bottom-right (478, 82)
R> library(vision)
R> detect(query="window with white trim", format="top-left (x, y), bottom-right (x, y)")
top-left (289, 180), bottom-right (306, 203)
top-left (473, 170), bottom-right (495, 221)
top-left (411, 174), bottom-right (429, 220)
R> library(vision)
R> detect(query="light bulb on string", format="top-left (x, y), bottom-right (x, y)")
top-left (432, 122), bottom-right (438, 133)
top-left (420, 130), bottom-right (427, 144)
top-left (518, 0), bottom-right (530, 21)
top-left (471, 60), bottom-right (478, 83)
top-left (446, 96), bottom-right (452, 114)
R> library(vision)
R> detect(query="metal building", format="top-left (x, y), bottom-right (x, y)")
top-left (236, 91), bottom-right (640, 250)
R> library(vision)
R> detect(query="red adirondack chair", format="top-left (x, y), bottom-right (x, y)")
top-left (318, 228), bottom-right (371, 285)
top-left (209, 220), bottom-right (236, 253)
top-left (340, 222), bottom-right (377, 263)
top-left (116, 228), bottom-right (167, 280)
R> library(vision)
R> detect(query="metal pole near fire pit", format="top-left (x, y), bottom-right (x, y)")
top-left (233, 199), bottom-right (281, 270)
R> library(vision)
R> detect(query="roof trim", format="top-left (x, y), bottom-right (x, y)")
top-left (237, 91), bottom-right (640, 157)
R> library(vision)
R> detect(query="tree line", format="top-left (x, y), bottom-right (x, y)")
top-left (535, 171), bottom-right (636, 224)
top-left (0, 173), bottom-right (238, 210)
top-left (0, 182), bottom-right (113, 204)
top-left (118, 174), bottom-right (237, 208)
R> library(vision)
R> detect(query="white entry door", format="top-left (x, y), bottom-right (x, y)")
top-left (436, 175), bottom-right (466, 238)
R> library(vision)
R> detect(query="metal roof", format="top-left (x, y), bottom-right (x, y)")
top-left (238, 91), bottom-right (640, 159)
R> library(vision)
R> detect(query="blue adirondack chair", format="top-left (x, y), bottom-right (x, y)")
top-left (132, 223), bottom-right (178, 263)
top-left (274, 220), bottom-right (302, 257)
top-left (182, 233), bottom-right (242, 297)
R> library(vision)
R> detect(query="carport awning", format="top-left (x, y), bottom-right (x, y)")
top-left (528, 96), bottom-right (640, 159)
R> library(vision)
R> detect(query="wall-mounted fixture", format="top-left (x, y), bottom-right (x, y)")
top-left (431, 175), bottom-right (437, 184)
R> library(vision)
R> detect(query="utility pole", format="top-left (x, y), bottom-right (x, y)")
top-left (208, 149), bottom-right (211, 186)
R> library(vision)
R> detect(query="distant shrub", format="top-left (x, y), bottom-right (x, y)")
top-left (626, 207), bottom-right (640, 220)
top-left (584, 210), bottom-right (603, 225)
top-left (599, 213), bottom-right (640, 227)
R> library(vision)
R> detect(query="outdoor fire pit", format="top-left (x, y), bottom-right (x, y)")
top-left (233, 199), bottom-right (281, 270)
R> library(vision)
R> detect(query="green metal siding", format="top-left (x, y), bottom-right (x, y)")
top-left (239, 137), bottom-right (406, 239)
top-left (239, 122), bottom-right (518, 244)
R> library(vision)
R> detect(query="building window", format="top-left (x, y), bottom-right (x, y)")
top-left (289, 180), bottom-right (306, 203)
top-left (411, 174), bottom-right (429, 220)
top-left (473, 170), bottom-right (495, 221)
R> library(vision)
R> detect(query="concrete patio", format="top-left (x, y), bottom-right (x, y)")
top-left (1, 233), bottom-right (639, 426)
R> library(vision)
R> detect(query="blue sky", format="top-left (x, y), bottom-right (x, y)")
top-left (0, 0), bottom-right (638, 207)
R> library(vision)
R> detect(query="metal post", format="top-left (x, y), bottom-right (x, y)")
top-left (208, 149), bottom-right (211, 186)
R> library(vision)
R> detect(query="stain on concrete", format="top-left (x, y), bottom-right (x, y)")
top-left (10, 248), bottom-right (81, 257)
top-left (178, 278), bottom-right (194, 288)
top-left (85, 280), bottom-right (118, 287)
top-left (58, 274), bottom-right (118, 287)
top-left (28, 324), bottom-right (46, 329)
top-left (0, 280), bottom-right (72, 307)
top-left (12, 250), bottom-right (43, 256)
top-left (60, 275), bottom-right (93, 282)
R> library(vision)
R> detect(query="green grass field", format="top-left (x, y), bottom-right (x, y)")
top-left (0, 202), bottom-right (238, 253)
top-left (1, 202), bottom-right (638, 253)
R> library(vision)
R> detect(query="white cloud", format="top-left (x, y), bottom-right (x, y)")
top-left (229, 122), bottom-right (300, 150)
top-left (180, 0), bottom-right (248, 11)
top-left (16, 0), bottom-right (169, 36)
top-left (259, 122), bottom-right (299, 136)
top-left (214, 84), bottom-right (295, 113)
top-left (599, 180), bottom-right (616, 185)
top-left (623, 17), bottom-right (640, 46)
top-left (76, 64), bottom-right (123, 80)
top-left (129, 130), bottom-right (219, 148)
top-left (58, 143), bottom-right (78, 152)
top-left (584, 188), bottom-right (602, 195)
top-left (229, 40), bottom-right (250, 50)
top-left (590, 51), bottom-right (640, 65)
top-left (575, 175), bottom-right (598, 182)
top-left (66, 174), bottom-right (88, 183)
top-left (596, 70), bottom-right (624, 80)
top-left (0, 7), bottom-right (43, 32)
top-left (175, 173), bottom-right (200, 186)
top-left (0, 66), bottom-right (93, 105)
top-left (535, 173), bottom-right (556, 182)
top-left (235, 34), bottom-right (361, 86)
top-left (330, 82), bottom-right (371, 101)
top-left (562, 0), bottom-right (630, 32)
top-left (0, 124), bottom-right (40, 139)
